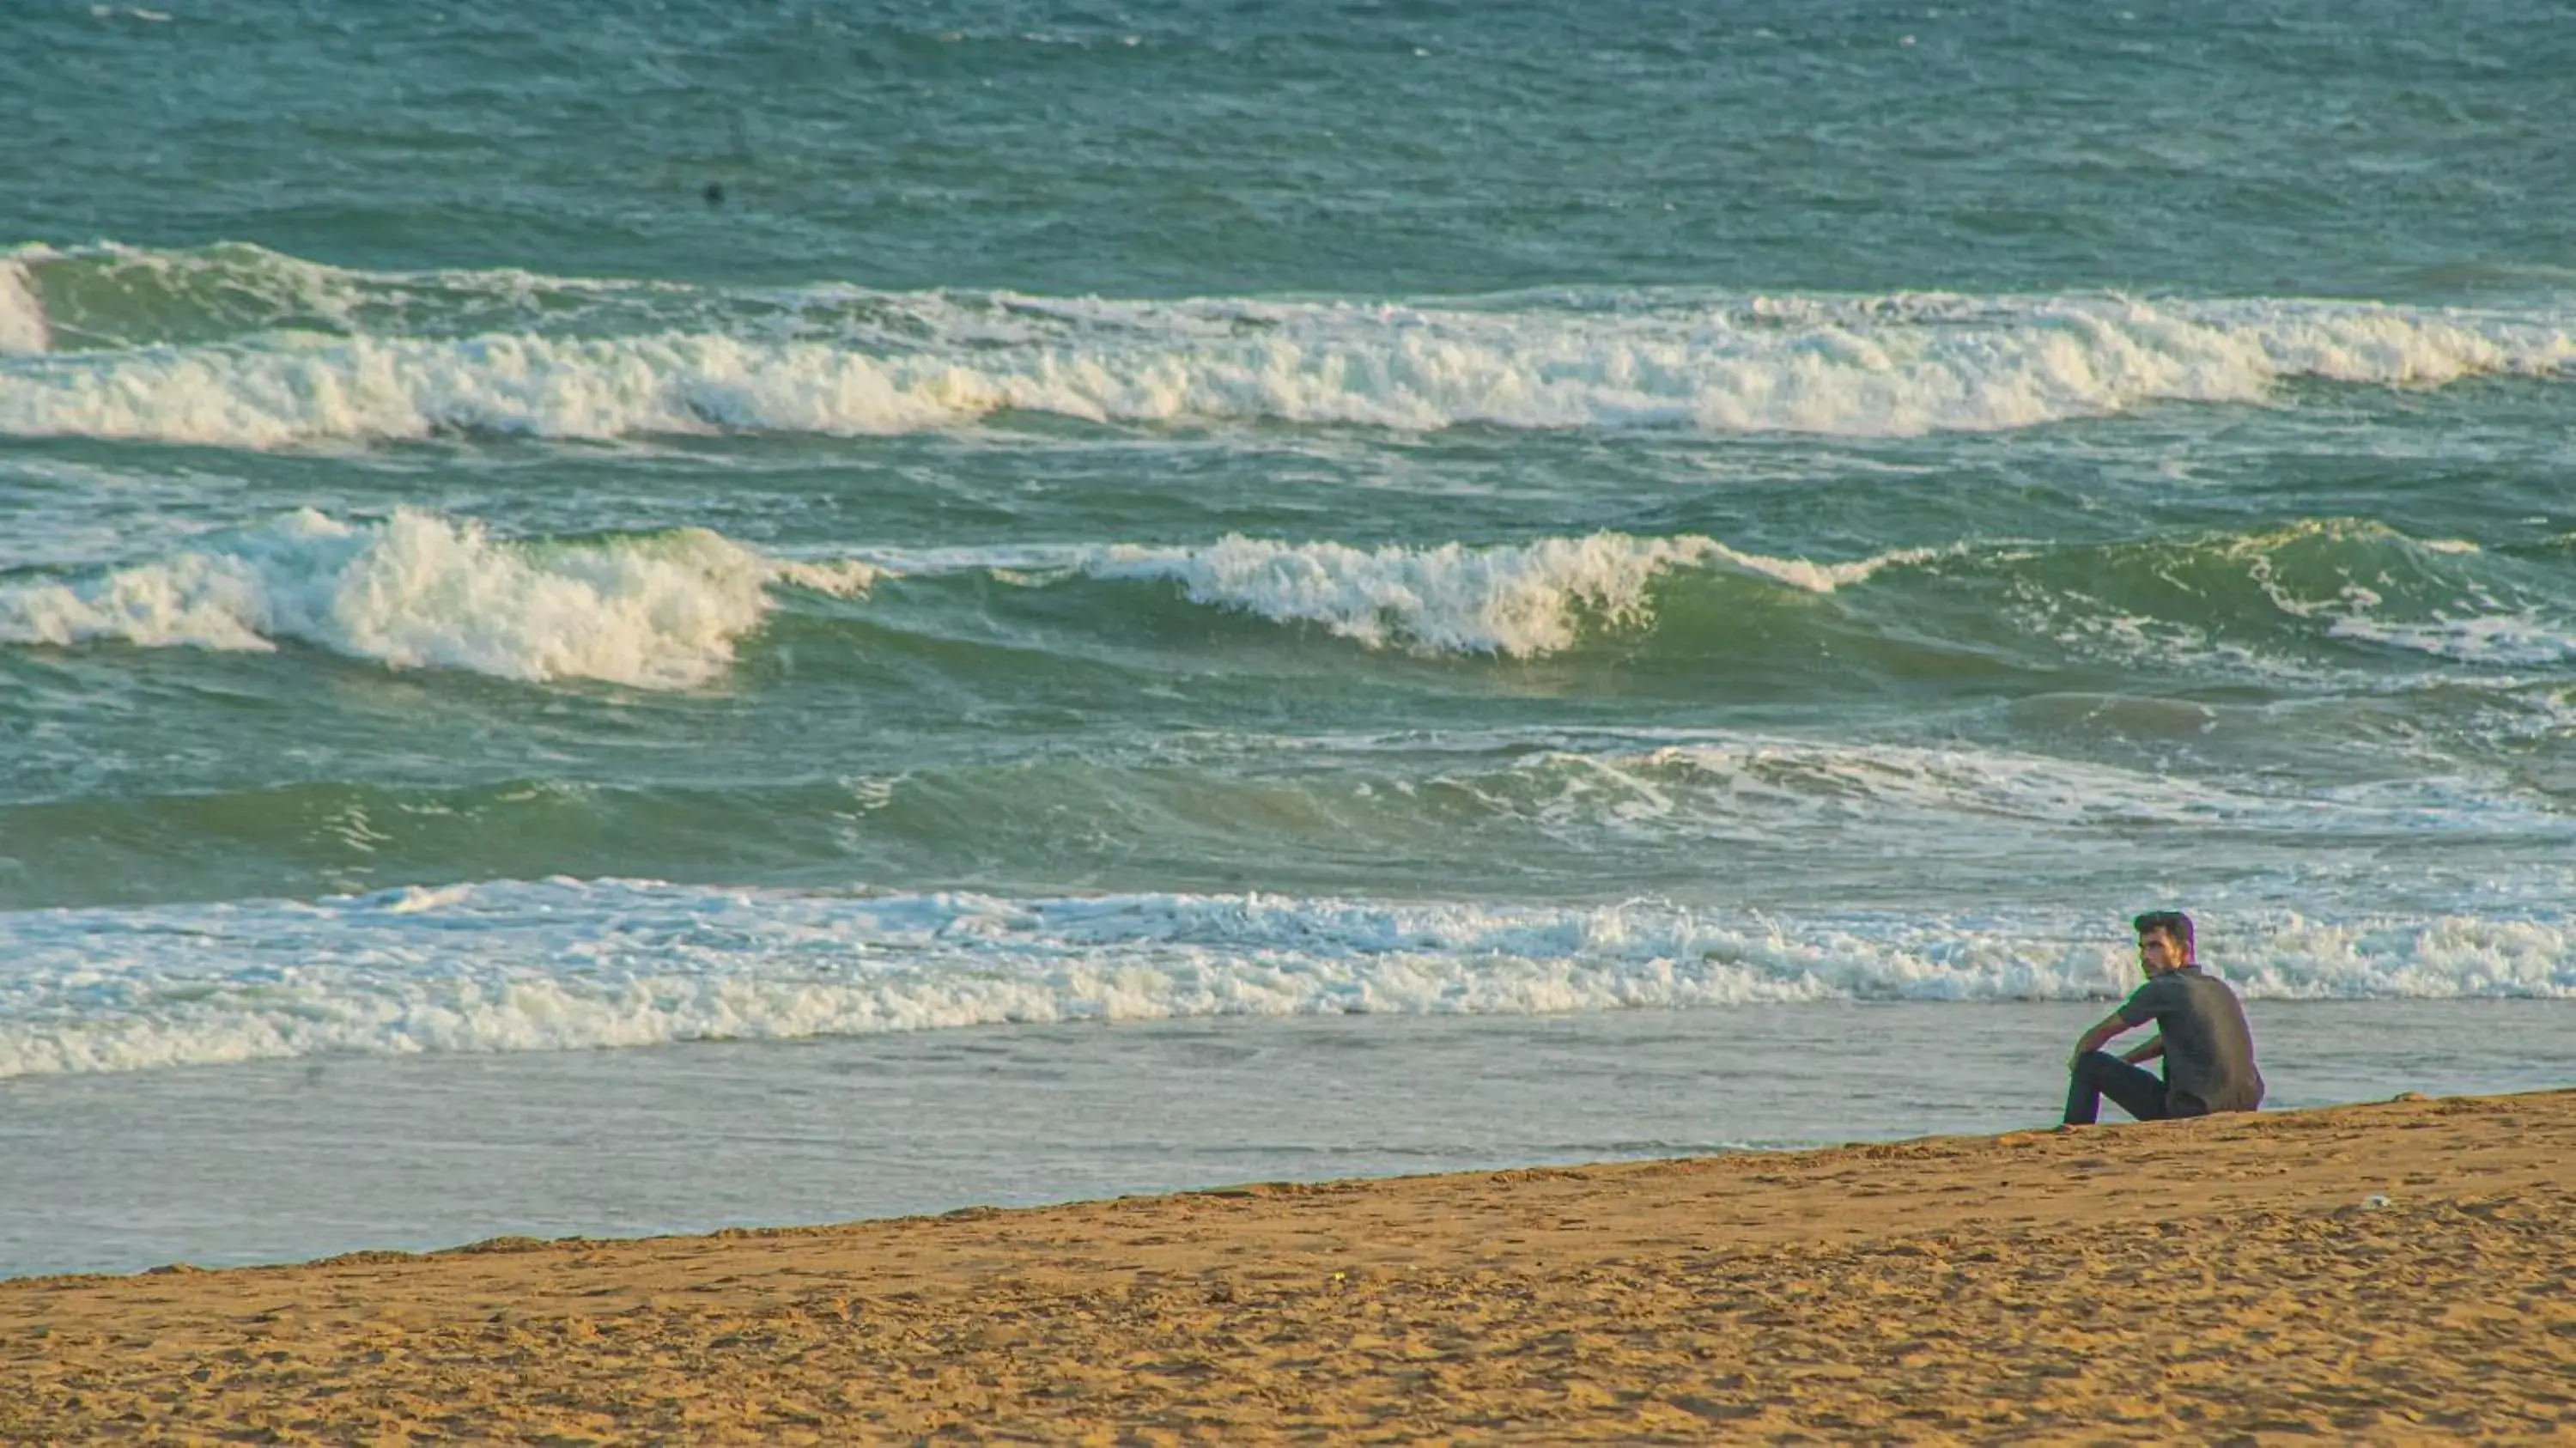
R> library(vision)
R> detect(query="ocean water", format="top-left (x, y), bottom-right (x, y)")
top-left (3, 0), bottom-right (2573, 1269)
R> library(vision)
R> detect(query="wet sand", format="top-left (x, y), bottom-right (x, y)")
top-left (5, 1089), bottom-right (2571, 1443)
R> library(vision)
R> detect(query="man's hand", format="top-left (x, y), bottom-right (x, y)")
top-left (2122, 1036), bottom-right (2166, 1066)
top-left (2069, 1011), bottom-right (2129, 1071)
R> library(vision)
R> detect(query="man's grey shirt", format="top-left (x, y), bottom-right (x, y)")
top-left (2117, 967), bottom-right (2264, 1112)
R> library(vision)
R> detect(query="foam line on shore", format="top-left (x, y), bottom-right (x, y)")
top-left (2, 880), bottom-right (2568, 1076)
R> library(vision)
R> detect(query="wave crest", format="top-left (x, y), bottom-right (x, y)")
top-left (3, 246), bottom-right (2570, 447)
top-left (15, 511), bottom-right (2567, 680)
top-left (0, 259), bottom-right (47, 356)
top-left (0, 508), bottom-right (877, 688)
top-left (1081, 533), bottom-right (1918, 655)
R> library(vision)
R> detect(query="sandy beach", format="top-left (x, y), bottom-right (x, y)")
top-left (3, 1090), bottom-right (2569, 1444)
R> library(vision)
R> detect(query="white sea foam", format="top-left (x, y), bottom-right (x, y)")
top-left (1478, 739), bottom-right (2533, 843)
top-left (0, 256), bottom-right (49, 356)
top-left (0, 508), bottom-right (877, 688)
top-left (0, 879), bottom-right (2567, 1077)
top-left (2330, 611), bottom-right (2576, 666)
top-left (2, 286), bottom-right (2569, 447)
top-left (1078, 533), bottom-right (1924, 655)
top-left (1188, 721), bottom-right (2567, 846)
top-left (848, 531), bottom-right (1919, 654)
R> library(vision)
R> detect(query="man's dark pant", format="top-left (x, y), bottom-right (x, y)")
top-left (2063, 1051), bottom-right (2209, 1125)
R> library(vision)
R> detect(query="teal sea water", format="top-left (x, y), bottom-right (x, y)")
top-left (4, 0), bottom-right (2574, 1096)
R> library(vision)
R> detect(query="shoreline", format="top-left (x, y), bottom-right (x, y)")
top-left (15, 997), bottom-right (2572, 1284)
top-left (7, 1088), bottom-right (2572, 1441)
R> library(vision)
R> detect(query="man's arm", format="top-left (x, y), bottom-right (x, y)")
top-left (2069, 1011), bottom-right (2135, 1068)
top-left (2121, 1036), bottom-right (2165, 1066)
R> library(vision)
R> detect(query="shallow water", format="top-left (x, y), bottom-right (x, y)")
top-left (6, 1001), bottom-right (2568, 1279)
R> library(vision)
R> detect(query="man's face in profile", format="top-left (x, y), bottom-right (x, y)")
top-left (2137, 929), bottom-right (2186, 976)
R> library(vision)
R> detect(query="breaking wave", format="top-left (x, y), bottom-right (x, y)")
top-left (0, 259), bottom-right (46, 356)
top-left (0, 515), bottom-right (1917, 678)
top-left (3, 244), bottom-right (2570, 447)
top-left (1072, 533), bottom-right (1923, 656)
top-left (3, 879), bottom-right (2569, 1076)
top-left (0, 508), bottom-right (876, 688)
top-left (9, 508), bottom-right (2576, 683)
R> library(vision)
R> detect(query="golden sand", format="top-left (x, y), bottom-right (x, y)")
top-left (5, 1089), bottom-right (2572, 1444)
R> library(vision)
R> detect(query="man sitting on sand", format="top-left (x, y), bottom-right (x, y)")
top-left (2064, 910), bottom-right (2263, 1125)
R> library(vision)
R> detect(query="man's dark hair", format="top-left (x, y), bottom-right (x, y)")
top-left (2133, 910), bottom-right (2195, 953)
